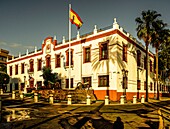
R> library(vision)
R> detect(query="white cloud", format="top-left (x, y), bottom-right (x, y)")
top-left (10, 43), bottom-right (22, 48)
top-left (0, 40), bottom-right (35, 55)
top-left (0, 41), bottom-right (8, 45)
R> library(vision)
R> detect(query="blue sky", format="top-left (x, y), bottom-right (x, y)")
top-left (0, 0), bottom-right (170, 56)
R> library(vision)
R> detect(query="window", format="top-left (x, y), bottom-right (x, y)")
top-left (137, 50), bottom-right (141, 67)
top-left (160, 84), bottom-right (162, 91)
top-left (45, 55), bottom-right (51, 68)
top-left (55, 54), bottom-right (61, 68)
top-left (99, 41), bottom-right (108, 60)
top-left (162, 85), bottom-right (165, 92)
top-left (123, 44), bottom-right (127, 62)
top-left (150, 60), bottom-right (152, 72)
top-left (154, 82), bottom-right (156, 91)
top-left (21, 63), bottom-right (24, 74)
top-left (98, 75), bottom-right (109, 87)
top-left (37, 58), bottom-right (42, 71)
top-left (82, 77), bottom-right (91, 87)
top-left (84, 47), bottom-right (91, 63)
top-left (66, 49), bottom-right (73, 66)
top-left (144, 81), bottom-right (146, 90)
top-left (66, 78), bottom-right (73, 88)
top-left (150, 82), bottom-right (153, 91)
top-left (15, 64), bottom-right (18, 75)
top-left (9, 66), bottom-right (12, 76)
top-left (137, 80), bottom-right (141, 90)
top-left (154, 56), bottom-right (156, 73)
top-left (144, 56), bottom-right (146, 69)
top-left (166, 86), bottom-right (168, 92)
top-left (29, 59), bottom-right (34, 72)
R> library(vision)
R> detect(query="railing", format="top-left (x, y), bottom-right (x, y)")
top-left (11, 24), bottom-right (145, 61)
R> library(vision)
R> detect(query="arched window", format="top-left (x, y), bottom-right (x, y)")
top-left (45, 55), bottom-right (51, 68)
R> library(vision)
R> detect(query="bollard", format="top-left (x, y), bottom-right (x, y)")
top-left (133, 95), bottom-right (137, 104)
top-left (34, 92), bottom-right (38, 103)
top-left (0, 89), bottom-right (3, 95)
top-left (67, 95), bottom-right (72, 105)
top-left (11, 109), bottom-right (16, 119)
top-left (86, 95), bottom-right (91, 105)
top-left (7, 115), bottom-right (11, 122)
top-left (120, 95), bottom-right (124, 104)
top-left (49, 93), bottom-right (54, 104)
top-left (105, 96), bottom-right (109, 105)
top-left (20, 92), bottom-right (24, 100)
top-left (12, 90), bottom-right (16, 99)
top-left (141, 95), bottom-right (145, 103)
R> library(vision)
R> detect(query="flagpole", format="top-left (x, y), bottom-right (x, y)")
top-left (69, 4), bottom-right (71, 89)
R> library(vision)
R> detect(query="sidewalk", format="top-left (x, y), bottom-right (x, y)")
top-left (1, 96), bottom-right (170, 129)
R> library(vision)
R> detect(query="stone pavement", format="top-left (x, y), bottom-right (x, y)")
top-left (0, 95), bottom-right (170, 129)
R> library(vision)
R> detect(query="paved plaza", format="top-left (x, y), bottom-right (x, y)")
top-left (0, 94), bottom-right (170, 129)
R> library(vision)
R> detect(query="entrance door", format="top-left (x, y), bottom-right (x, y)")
top-left (15, 83), bottom-right (19, 90)
top-left (10, 83), bottom-right (12, 92)
top-left (29, 77), bottom-right (34, 88)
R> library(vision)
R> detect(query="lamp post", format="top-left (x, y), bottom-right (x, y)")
top-left (122, 69), bottom-right (128, 101)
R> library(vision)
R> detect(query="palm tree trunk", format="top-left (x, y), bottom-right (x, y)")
top-left (156, 48), bottom-right (159, 100)
top-left (145, 44), bottom-right (149, 102)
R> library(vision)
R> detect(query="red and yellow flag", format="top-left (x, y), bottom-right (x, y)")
top-left (70, 8), bottom-right (83, 29)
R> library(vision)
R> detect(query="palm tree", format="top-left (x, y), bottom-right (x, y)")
top-left (151, 20), bottom-right (169, 100)
top-left (135, 10), bottom-right (161, 102)
top-left (158, 37), bottom-right (170, 82)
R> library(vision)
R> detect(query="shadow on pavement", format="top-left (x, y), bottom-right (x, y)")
top-left (148, 100), bottom-right (170, 111)
top-left (145, 120), bottom-right (159, 129)
top-left (59, 114), bottom-right (122, 129)
top-left (2, 99), bottom-right (25, 107)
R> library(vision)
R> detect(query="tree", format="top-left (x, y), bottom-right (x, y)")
top-left (42, 66), bottom-right (59, 89)
top-left (0, 64), bottom-right (7, 72)
top-left (0, 71), bottom-right (10, 89)
top-left (158, 39), bottom-right (170, 81)
top-left (151, 20), bottom-right (169, 100)
top-left (135, 10), bottom-right (161, 102)
top-left (0, 64), bottom-right (9, 90)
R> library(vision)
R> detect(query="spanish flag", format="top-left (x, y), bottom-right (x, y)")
top-left (70, 8), bottom-right (83, 29)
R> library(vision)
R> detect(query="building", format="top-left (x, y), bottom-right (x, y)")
top-left (0, 49), bottom-right (12, 66)
top-left (6, 18), bottom-right (169, 101)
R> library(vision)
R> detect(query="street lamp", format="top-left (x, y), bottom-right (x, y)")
top-left (122, 69), bottom-right (128, 100)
